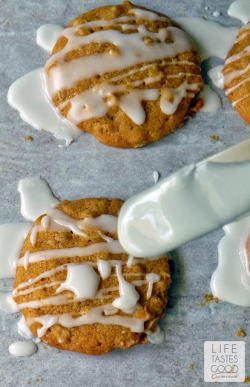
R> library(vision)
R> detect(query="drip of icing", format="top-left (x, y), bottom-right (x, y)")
top-left (30, 225), bottom-right (39, 246)
top-left (211, 215), bottom-right (250, 306)
top-left (146, 325), bottom-right (165, 344)
top-left (0, 292), bottom-right (19, 313)
top-left (56, 263), bottom-right (100, 300)
top-left (0, 222), bottom-right (32, 278)
top-left (7, 68), bottom-right (82, 145)
top-left (153, 171), bottom-right (160, 184)
top-left (112, 263), bottom-right (140, 313)
top-left (126, 255), bottom-right (134, 268)
top-left (118, 161), bottom-right (250, 257)
top-left (146, 273), bottom-right (161, 299)
top-left (9, 341), bottom-right (38, 357)
top-left (228, 0), bottom-right (250, 24)
top-left (208, 65), bottom-right (224, 89)
top-left (199, 85), bottom-right (222, 112)
top-left (41, 208), bottom-right (87, 237)
top-left (17, 316), bottom-right (34, 339)
top-left (97, 259), bottom-right (112, 279)
top-left (160, 82), bottom-right (199, 115)
top-left (36, 24), bottom-right (64, 53)
top-left (18, 176), bottom-right (60, 221)
top-left (174, 17), bottom-right (238, 61)
top-left (28, 304), bottom-right (145, 337)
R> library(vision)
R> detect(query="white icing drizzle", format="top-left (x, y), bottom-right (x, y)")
top-left (160, 81), bottom-right (199, 115)
top-left (174, 17), bottom-right (238, 61)
top-left (17, 316), bottom-right (34, 339)
top-left (23, 251), bottom-right (30, 270)
top-left (112, 263), bottom-right (140, 313)
top-left (97, 259), bottom-right (112, 279)
top-left (228, 0), bottom-right (250, 24)
top-left (146, 325), bottom-right (165, 344)
top-left (0, 222), bottom-right (32, 278)
top-left (146, 273), bottom-right (161, 299)
top-left (18, 177), bottom-right (59, 221)
top-left (9, 341), bottom-right (38, 357)
top-left (41, 208), bottom-right (87, 237)
top-left (208, 65), bottom-right (224, 89)
top-left (45, 10), bottom-right (201, 126)
top-left (153, 171), bottom-right (160, 184)
top-left (30, 225), bottom-right (39, 246)
top-left (0, 292), bottom-right (19, 313)
top-left (36, 24), bottom-right (64, 53)
top-left (232, 92), bottom-right (250, 107)
top-left (211, 214), bottom-right (250, 306)
top-left (126, 255), bottom-right (134, 268)
top-left (56, 263), bottom-right (100, 300)
top-left (199, 85), bottom-right (222, 112)
top-left (7, 68), bottom-right (82, 145)
top-left (27, 304), bottom-right (145, 337)
top-left (18, 240), bottom-right (124, 267)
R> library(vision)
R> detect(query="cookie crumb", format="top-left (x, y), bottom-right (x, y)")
top-left (244, 376), bottom-right (250, 383)
top-left (189, 363), bottom-right (194, 370)
top-left (210, 135), bottom-right (219, 140)
top-left (57, 349), bottom-right (61, 354)
top-left (25, 136), bottom-right (33, 141)
top-left (201, 293), bottom-right (219, 306)
top-left (237, 328), bottom-right (246, 337)
top-left (43, 345), bottom-right (47, 349)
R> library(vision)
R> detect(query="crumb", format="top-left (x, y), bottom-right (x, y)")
top-left (25, 136), bottom-right (33, 141)
top-left (189, 363), bottom-right (194, 369)
top-left (25, 172), bottom-right (29, 175)
top-left (16, 170), bottom-right (19, 173)
top-left (57, 349), bottom-right (61, 354)
top-left (36, 379), bottom-right (40, 382)
top-left (65, 168), bottom-right (69, 173)
top-left (237, 328), bottom-right (246, 337)
top-left (244, 376), bottom-right (250, 383)
top-left (210, 135), bottom-right (219, 140)
top-left (5, 20), bottom-right (9, 25)
top-left (43, 345), bottom-right (47, 349)
top-left (27, 383), bottom-right (31, 385)
top-left (201, 293), bottom-right (219, 306)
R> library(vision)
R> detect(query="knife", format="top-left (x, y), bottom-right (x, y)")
top-left (118, 139), bottom-right (250, 257)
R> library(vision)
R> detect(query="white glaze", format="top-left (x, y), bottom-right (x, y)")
top-left (9, 341), bottom-right (38, 357)
top-left (28, 304), bottom-right (145, 337)
top-left (97, 259), bottom-right (112, 279)
top-left (17, 316), bottom-right (34, 339)
top-left (56, 263), bottom-right (100, 300)
top-left (0, 222), bottom-right (32, 278)
top-left (228, 0), bottom-right (250, 24)
top-left (208, 65), bottom-right (224, 89)
top-left (146, 273), bottom-right (161, 299)
top-left (174, 17), bottom-right (238, 61)
top-left (199, 85), bottom-right (222, 112)
top-left (213, 11), bottom-right (221, 18)
top-left (211, 215), bottom-right (250, 306)
top-left (118, 160), bottom-right (250, 257)
top-left (147, 325), bottom-right (165, 344)
top-left (17, 240), bottom-right (124, 267)
top-left (8, 68), bottom-right (82, 145)
top-left (36, 24), bottom-right (64, 53)
top-left (112, 262), bottom-right (139, 313)
top-left (0, 292), bottom-right (19, 313)
top-left (18, 176), bottom-right (59, 221)
top-left (153, 171), bottom-right (160, 184)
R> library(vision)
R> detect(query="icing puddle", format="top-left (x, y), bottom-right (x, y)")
top-left (7, 7), bottom-right (243, 145)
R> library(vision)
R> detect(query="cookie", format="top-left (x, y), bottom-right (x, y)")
top-left (223, 22), bottom-right (250, 124)
top-left (13, 198), bottom-right (171, 355)
top-left (45, 1), bottom-right (204, 148)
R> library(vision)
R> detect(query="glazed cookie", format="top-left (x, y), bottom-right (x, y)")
top-left (13, 198), bottom-right (171, 355)
top-left (45, 1), bottom-right (204, 148)
top-left (223, 22), bottom-right (250, 124)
